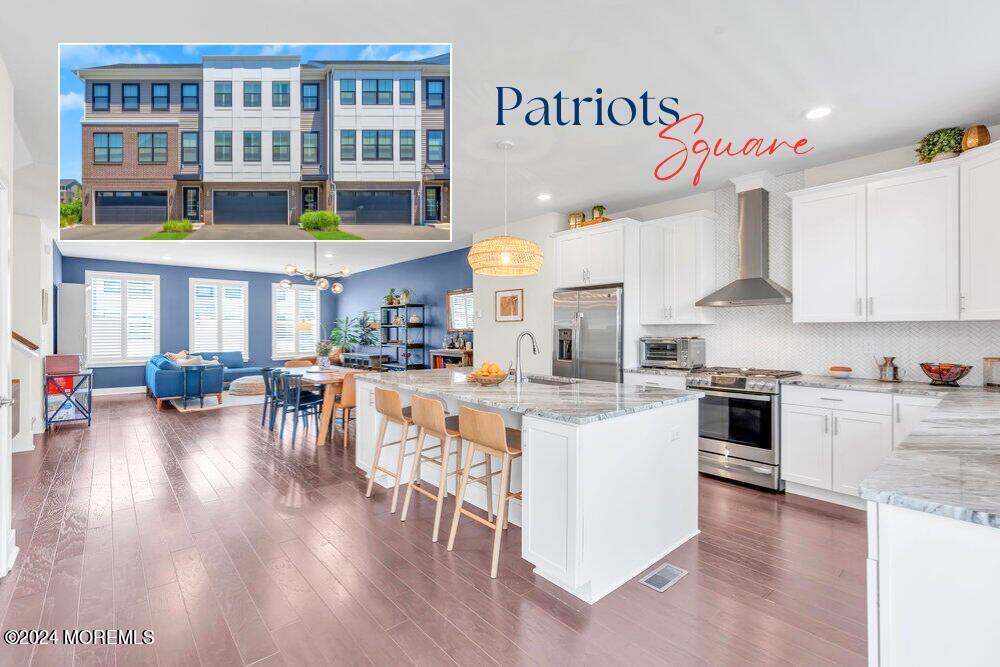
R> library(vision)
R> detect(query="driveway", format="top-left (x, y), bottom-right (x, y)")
top-left (338, 223), bottom-right (451, 240)
top-left (186, 225), bottom-right (314, 241)
top-left (60, 224), bottom-right (158, 241)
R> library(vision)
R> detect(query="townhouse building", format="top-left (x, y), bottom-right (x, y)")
top-left (74, 52), bottom-right (449, 227)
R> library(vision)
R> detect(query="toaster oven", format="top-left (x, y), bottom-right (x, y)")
top-left (639, 336), bottom-right (705, 369)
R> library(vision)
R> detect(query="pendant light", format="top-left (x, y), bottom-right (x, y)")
top-left (282, 242), bottom-right (347, 294)
top-left (467, 140), bottom-right (544, 276)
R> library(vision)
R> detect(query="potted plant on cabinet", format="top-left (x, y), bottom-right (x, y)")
top-left (399, 288), bottom-right (412, 305)
top-left (330, 316), bottom-right (360, 364)
top-left (916, 127), bottom-right (965, 163)
top-left (384, 288), bottom-right (397, 306)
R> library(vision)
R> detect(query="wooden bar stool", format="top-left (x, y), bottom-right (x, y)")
top-left (399, 395), bottom-right (465, 542)
top-left (331, 371), bottom-right (369, 448)
top-left (447, 406), bottom-right (522, 578)
top-left (365, 387), bottom-right (415, 513)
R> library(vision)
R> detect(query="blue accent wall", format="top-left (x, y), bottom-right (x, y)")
top-left (59, 256), bottom-right (337, 389)
top-left (333, 248), bottom-right (473, 360)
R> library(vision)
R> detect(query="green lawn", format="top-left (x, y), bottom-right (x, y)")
top-left (308, 230), bottom-right (364, 240)
top-left (140, 231), bottom-right (192, 240)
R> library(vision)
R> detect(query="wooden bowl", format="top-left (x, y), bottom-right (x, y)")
top-left (919, 363), bottom-right (972, 386)
top-left (468, 372), bottom-right (508, 386)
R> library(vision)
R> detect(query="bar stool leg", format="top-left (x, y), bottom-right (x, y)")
top-left (491, 453), bottom-right (512, 578)
top-left (389, 422), bottom-right (411, 514)
top-left (400, 428), bottom-right (427, 522)
top-left (447, 443), bottom-right (476, 551)
top-left (430, 435), bottom-right (455, 542)
top-left (365, 417), bottom-right (388, 498)
top-left (483, 452), bottom-right (495, 523)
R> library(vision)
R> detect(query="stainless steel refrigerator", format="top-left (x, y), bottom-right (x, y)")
top-left (552, 285), bottom-right (624, 383)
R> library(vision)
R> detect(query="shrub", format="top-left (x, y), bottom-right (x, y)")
top-left (59, 200), bottom-right (82, 227)
top-left (300, 210), bottom-right (341, 231)
top-left (162, 219), bottom-right (193, 233)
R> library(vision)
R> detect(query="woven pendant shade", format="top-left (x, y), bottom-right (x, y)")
top-left (467, 235), bottom-right (544, 276)
top-left (468, 140), bottom-right (545, 277)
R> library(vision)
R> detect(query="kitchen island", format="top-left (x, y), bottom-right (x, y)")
top-left (354, 368), bottom-right (703, 604)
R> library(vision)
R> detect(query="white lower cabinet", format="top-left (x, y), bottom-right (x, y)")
top-left (622, 372), bottom-right (686, 391)
top-left (831, 411), bottom-right (893, 496)
top-left (892, 394), bottom-right (940, 447)
top-left (780, 404), bottom-right (833, 488)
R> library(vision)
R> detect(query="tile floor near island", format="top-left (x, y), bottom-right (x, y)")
top-left (1, 394), bottom-right (867, 666)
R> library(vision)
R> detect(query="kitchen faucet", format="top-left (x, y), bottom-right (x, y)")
top-left (514, 331), bottom-right (539, 384)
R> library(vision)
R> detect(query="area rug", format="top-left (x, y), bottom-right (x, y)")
top-left (169, 391), bottom-right (265, 412)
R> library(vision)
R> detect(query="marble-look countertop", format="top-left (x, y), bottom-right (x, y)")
top-left (356, 368), bottom-right (702, 425)
top-left (785, 375), bottom-right (1000, 529)
top-left (624, 367), bottom-right (692, 377)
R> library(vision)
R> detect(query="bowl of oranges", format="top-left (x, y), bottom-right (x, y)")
top-left (468, 362), bottom-right (509, 385)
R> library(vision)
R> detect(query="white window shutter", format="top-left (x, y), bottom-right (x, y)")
top-left (89, 276), bottom-right (123, 361)
top-left (272, 283), bottom-right (320, 358)
top-left (189, 279), bottom-right (248, 357)
top-left (86, 271), bottom-right (160, 365)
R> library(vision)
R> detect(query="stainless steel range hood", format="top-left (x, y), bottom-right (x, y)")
top-left (696, 186), bottom-right (792, 307)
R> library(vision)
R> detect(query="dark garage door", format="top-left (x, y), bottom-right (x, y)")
top-left (214, 191), bottom-right (288, 224)
top-left (338, 190), bottom-right (411, 224)
top-left (95, 191), bottom-right (167, 224)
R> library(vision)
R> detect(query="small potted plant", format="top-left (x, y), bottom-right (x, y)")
top-left (399, 288), bottom-right (412, 305)
top-left (591, 204), bottom-right (607, 220)
top-left (916, 127), bottom-right (964, 163)
top-left (384, 288), bottom-right (397, 306)
top-left (315, 339), bottom-right (334, 369)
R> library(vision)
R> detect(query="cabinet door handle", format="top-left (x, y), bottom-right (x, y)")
top-left (856, 298), bottom-right (862, 317)
top-left (824, 415), bottom-right (829, 434)
top-left (868, 297), bottom-right (874, 317)
top-left (895, 403), bottom-right (901, 424)
top-left (818, 397), bottom-right (843, 402)
top-left (833, 416), bottom-right (838, 436)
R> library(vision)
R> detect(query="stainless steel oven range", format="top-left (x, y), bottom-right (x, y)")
top-left (686, 367), bottom-right (800, 491)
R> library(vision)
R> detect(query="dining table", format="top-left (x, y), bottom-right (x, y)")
top-left (283, 365), bottom-right (352, 446)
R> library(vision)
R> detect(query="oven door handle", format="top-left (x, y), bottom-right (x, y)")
top-left (695, 389), bottom-right (773, 402)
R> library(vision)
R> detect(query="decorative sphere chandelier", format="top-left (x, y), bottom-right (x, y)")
top-left (280, 242), bottom-right (349, 293)
top-left (467, 140), bottom-right (544, 276)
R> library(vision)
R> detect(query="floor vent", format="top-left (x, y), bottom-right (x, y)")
top-left (638, 562), bottom-right (687, 592)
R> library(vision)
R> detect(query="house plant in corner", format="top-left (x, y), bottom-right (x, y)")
top-left (330, 316), bottom-right (360, 364)
top-left (916, 127), bottom-right (964, 163)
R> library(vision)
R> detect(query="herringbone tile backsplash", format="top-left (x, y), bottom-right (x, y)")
top-left (639, 172), bottom-right (1000, 385)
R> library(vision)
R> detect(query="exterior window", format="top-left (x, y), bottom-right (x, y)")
top-left (86, 271), bottom-right (160, 366)
top-left (362, 130), bottom-right (392, 161)
top-left (138, 132), bottom-right (168, 163)
top-left (272, 131), bottom-right (290, 162)
top-left (426, 79), bottom-right (444, 108)
top-left (243, 81), bottom-right (261, 107)
top-left (181, 83), bottom-right (199, 110)
top-left (189, 279), bottom-right (248, 359)
top-left (340, 79), bottom-right (355, 105)
top-left (340, 130), bottom-right (355, 161)
top-left (302, 131), bottom-right (319, 164)
top-left (214, 81), bottom-right (232, 108)
top-left (181, 132), bottom-right (199, 164)
top-left (399, 79), bottom-right (415, 105)
top-left (93, 132), bottom-right (123, 163)
top-left (272, 81), bottom-right (290, 108)
top-left (244, 131), bottom-right (261, 162)
top-left (426, 130), bottom-right (445, 163)
top-left (272, 283), bottom-right (319, 359)
top-left (92, 83), bottom-right (110, 111)
top-left (152, 83), bottom-right (169, 110)
top-left (378, 79), bottom-right (392, 105)
top-left (215, 131), bottom-right (232, 162)
top-left (122, 83), bottom-right (139, 111)
top-left (361, 79), bottom-right (376, 105)
top-left (399, 130), bottom-right (415, 161)
top-left (302, 82), bottom-right (319, 111)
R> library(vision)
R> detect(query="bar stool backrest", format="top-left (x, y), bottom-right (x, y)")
top-left (411, 394), bottom-right (448, 434)
top-left (374, 387), bottom-right (406, 422)
top-left (459, 406), bottom-right (511, 455)
top-left (340, 371), bottom-right (371, 409)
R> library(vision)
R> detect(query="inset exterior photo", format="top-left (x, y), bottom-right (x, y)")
top-left (58, 43), bottom-right (451, 241)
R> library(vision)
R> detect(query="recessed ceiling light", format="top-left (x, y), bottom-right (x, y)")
top-left (803, 105), bottom-right (833, 120)
top-left (536, 193), bottom-right (552, 201)
top-left (162, 255), bottom-right (171, 260)
top-left (324, 252), bottom-right (333, 258)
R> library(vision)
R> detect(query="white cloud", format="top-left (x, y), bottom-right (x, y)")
top-left (60, 44), bottom-right (164, 70)
top-left (181, 44), bottom-right (199, 55)
top-left (357, 44), bottom-right (448, 62)
top-left (59, 91), bottom-right (84, 111)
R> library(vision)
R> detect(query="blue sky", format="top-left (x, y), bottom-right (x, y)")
top-left (58, 43), bottom-right (450, 180)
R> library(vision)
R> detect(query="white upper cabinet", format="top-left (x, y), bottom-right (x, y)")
top-left (960, 145), bottom-right (1000, 320)
top-left (638, 211), bottom-right (716, 325)
top-left (554, 221), bottom-right (627, 288)
top-left (865, 167), bottom-right (959, 321)
top-left (792, 185), bottom-right (867, 322)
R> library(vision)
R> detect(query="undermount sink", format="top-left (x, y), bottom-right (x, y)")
top-left (522, 377), bottom-right (573, 387)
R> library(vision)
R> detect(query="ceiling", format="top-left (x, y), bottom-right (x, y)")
top-left (7, 0), bottom-right (1000, 273)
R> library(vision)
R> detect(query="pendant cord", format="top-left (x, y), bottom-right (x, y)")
top-left (503, 145), bottom-right (509, 235)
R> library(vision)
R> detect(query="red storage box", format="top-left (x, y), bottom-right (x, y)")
top-left (45, 354), bottom-right (81, 375)
top-left (47, 376), bottom-right (73, 395)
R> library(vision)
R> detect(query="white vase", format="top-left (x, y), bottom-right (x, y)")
top-left (931, 151), bottom-right (958, 162)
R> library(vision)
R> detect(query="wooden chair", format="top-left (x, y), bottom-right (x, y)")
top-left (331, 371), bottom-right (370, 447)
top-left (284, 358), bottom-right (312, 368)
top-left (365, 387), bottom-right (414, 513)
top-left (447, 406), bottom-right (522, 578)
top-left (400, 395), bottom-right (465, 542)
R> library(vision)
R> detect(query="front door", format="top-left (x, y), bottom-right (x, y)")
top-left (303, 187), bottom-right (319, 212)
top-left (0, 179), bottom-right (17, 577)
top-left (183, 187), bottom-right (200, 222)
top-left (424, 186), bottom-right (441, 222)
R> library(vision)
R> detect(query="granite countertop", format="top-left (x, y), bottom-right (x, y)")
top-left (357, 368), bottom-right (702, 425)
top-left (784, 375), bottom-right (1000, 529)
top-left (624, 367), bottom-right (692, 377)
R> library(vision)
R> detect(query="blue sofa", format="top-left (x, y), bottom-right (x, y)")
top-left (145, 355), bottom-right (225, 410)
top-left (196, 351), bottom-right (264, 383)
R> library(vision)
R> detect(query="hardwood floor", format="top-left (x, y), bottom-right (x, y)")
top-left (0, 394), bottom-right (867, 665)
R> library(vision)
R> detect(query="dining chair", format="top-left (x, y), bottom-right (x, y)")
top-left (280, 373), bottom-right (324, 442)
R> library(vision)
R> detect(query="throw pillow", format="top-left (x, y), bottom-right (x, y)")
top-left (176, 355), bottom-right (205, 366)
top-left (164, 350), bottom-right (190, 362)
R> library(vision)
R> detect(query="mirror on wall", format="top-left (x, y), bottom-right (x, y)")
top-left (446, 288), bottom-right (474, 332)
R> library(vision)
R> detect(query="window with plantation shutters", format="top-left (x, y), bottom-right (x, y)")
top-left (189, 279), bottom-right (248, 358)
top-left (272, 283), bottom-right (320, 359)
top-left (86, 271), bottom-right (160, 366)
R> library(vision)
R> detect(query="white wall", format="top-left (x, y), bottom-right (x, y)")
top-left (472, 212), bottom-right (563, 373)
top-left (202, 58), bottom-right (302, 182)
